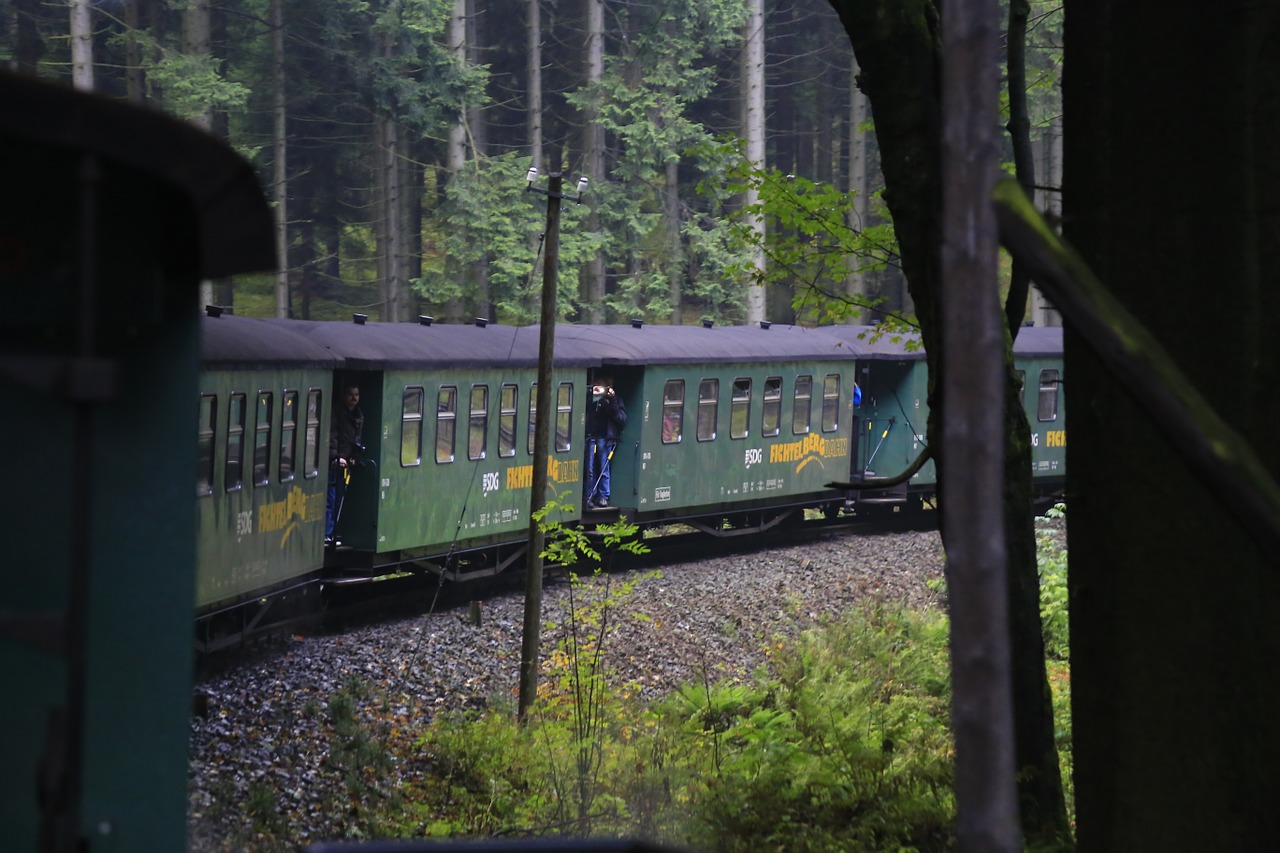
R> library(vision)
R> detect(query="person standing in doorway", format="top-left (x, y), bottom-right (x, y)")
top-left (584, 384), bottom-right (626, 509)
top-left (326, 383), bottom-right (364, 546)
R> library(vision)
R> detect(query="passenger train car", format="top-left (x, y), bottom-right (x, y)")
top-left (196, 314), bottom-right (1065, 649)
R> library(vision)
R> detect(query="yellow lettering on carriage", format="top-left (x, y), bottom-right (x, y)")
top-left (507, 465), bottom-right (533, 489)
top-left (547, 456), bottom-right (580, 484)
top-left (767, 434), bottom-right (849, 470)
top-left (1045, 430), bottom-right (1067, 447)
top-left (257, 486), bottom-right (316, 534)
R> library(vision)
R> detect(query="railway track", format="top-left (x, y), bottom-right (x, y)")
top-left (196, 505), bottom-right (941, 674)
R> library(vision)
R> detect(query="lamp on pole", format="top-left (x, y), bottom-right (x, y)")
top-left (518, 166), bottom-right (588, 721)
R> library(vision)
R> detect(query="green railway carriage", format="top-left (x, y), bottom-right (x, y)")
top-left (559, 323), bottom-right (860, 527)
top-left (196, 314), bottom-right (340, 644)
top-left (820, 324), bottom-right (1066, 509)
top-left (818, 326), bottom-right (938, 509)
top-left (1013, 326), bottom-right (1067, 492)
top-left (275, 319), bottom-right (596, 578)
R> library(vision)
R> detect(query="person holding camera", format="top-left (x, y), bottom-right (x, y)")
top-left (584, 383), bottom-right (626, 510)
top-left (326, 383), bottom-right (364, 546)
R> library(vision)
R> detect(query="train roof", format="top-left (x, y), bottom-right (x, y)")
top-left (815, 325), bottom-right (927, 359)
top-left (255, 319), bottom-right (603, 370)
top-left (211, 319), bottom-right (870, 371)
top-left (1012, 325), bottom-right (1063, 357)
top-left (560, 322), bottom-right (859, 365)
top-left (200, 314), bottom-right (342, 370)
top-left (818, 324), bottom-right (1063, 359)
top-left (198, 317), bottom-right (1063, 373)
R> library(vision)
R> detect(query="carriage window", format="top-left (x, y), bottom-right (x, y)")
top-left (730, 378), bottom-right (751, 439)
top-left (253, 391), bottom-right (273, 487)
top-left (662, 379), bottom-right (684, 444)
top-left (436, 386), bottom-right (457, 463)
top-left (1038, 369), bottom-right (1059, 422)
top-left (499, 384), bottom-right (518, 457)
top-left (697, 379), bottom-right (718, 441)
top-left (792, 375), bottom-right (813, 435)
top-left (469, 385), bottom-right (489, 460)
top-left (225, 392), bottom-right (246, 492)
top-left (762, 376), bottom-right (782, 437)
top-left (279, 391), bottom-right (298, 482)
top-left (303, 390), bottom-right (322, 478)
top-left (821, 374), bottom-right (840, 433)
top-left (528, 382), bottom-right (538, 455)
top-left (401, 386), bottom-right (424, 466)
top-left (555, 382), bottom-right (573, 452)
top-left (198, 394), bottom-right (216, 496)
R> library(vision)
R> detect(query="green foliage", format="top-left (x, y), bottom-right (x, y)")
top-left (416, 152), bottom-right (605, 322)
top-left (1036, 502), bottom-right (1070, 661)
top-left (328, 678), bottom-right (395, 795)
top-left (559, 0), bottom-right (751, 322)
top-left (400, 605), bottom-right (958, 850)
top-left (677, 607), bottom-right (955, 852)
top-left (694, 138), bottom-right (904, 326)
top-left (533, 498), bottom-right (650, 567)
top-left (245, 781), bottom-right (285, 836)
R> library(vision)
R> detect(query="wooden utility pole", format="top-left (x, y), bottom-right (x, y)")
top-left (518, 172), bottom-right (563, 721)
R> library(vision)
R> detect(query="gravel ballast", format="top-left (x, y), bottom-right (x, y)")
top-left (187, 528), bottom-right (946, 850)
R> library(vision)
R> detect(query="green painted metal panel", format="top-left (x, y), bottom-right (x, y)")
top-left (855, 358), bottom-right (937, 489)
top-left (624, 360), bottom-right (857, 513)
top-left (195, 367), bottom-right (331, 610)
top-left (1018, 356), bottom-right (1068, 479)
top-left (351, 367), bottom-right (589, 555)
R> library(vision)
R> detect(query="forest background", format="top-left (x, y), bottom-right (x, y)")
top-left (3, 0), bottom-right (1061, 329)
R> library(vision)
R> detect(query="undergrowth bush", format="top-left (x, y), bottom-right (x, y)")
top-left (381, 504), bottom-right (1075, 848)
top-left (403, 605), bottom-right (958, 850)
top-left (1037, 503), bottom-right (1070, 661)
top-left (675, 606), bottom-right (955, 852)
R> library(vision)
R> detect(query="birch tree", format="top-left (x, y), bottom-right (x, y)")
top-left (741, 0), bottom-right (767, 323)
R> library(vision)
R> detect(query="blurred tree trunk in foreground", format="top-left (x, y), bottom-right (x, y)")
top-left (1064, 0), bottom-right (1280, 847)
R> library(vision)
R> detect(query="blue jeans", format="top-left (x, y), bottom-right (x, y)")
top-left (326, 462), bottom-right (346, 539)
top-left (585, 438), bottom-right (615, 504)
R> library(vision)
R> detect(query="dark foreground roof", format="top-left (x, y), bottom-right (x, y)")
top-left (0, 71), bottom-right (274, 278)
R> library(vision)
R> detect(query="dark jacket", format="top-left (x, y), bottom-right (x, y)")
top-left (587, 393), bottom-right (626, 441)
top-left (330, 404), bottom-right (364, 461)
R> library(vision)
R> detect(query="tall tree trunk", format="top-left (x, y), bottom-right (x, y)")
top-left (123, 0), bottom-right (146, 102)
top-left (272, 0), bottom-right (290, 317)
top-left (580, 0), bottom-right (606, 323)
top-left (1030, 112), bottom-right (1063, 327)
top-left (742, 0), bottom-right (767, 323)
top-left (445, 0), bottom-right (468, 321)
top-left (70, 0), bottom-right (93, 91)
top-left (525, 0), bottom-right (544, 318)
top-left (376, 114), bottom-right (407, 322)
top-left (299, 219), bottom-right (315, 320)
top-left (940, 0), bottom-right (1018, 843)
top-left (1003, 0), bottom-right (1034, 334)
top-left (526, 0), bottom-right (543, 173)
top-left (1064, 0), bottom-right (1280, 846)
top-left (13, 0), bottom-right (46, 73)
top-left (186, 0), bottom-right (215, 309)
top-left (845, 56), bottom-right (868, 321)
top-left (826, 1), bottom-right (1068, 846)
top-left (467, 0), bottom-right (490, 318)
top-left (665, 160), bottom-right (684, 324)
top-left (1001, 9), bottom-right (1070, 838)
